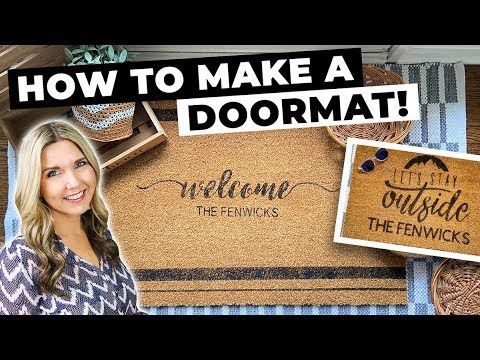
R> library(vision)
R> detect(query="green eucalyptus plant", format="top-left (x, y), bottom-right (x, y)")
top-left (65, 45), bottom-right (135, 66)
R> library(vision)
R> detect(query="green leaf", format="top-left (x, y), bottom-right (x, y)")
top-left (118, 49), bottom-right (128, 63)
top-left (84, 52), bottom-right (92, 62)
top-left (68, 45), bottom-right (132, 64)
top-left (72, 55), bottom-right (83, 63)
top-left (108, 45), bottom-right (114, 59)
top-left (64, 48), bottom-right (73, 61)
top-left (71, 48), bottom-right (86, 55)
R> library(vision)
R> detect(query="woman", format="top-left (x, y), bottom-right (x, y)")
top-left (0, 121), bottom-right (145, 315)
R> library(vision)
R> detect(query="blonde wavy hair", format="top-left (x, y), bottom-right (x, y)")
top-left (15, 120), bottom-right (120, 297)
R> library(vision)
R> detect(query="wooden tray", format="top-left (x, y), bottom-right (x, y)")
top-left (78, 102), bottom-right (167, 172)
top-left (0, 101), bottom-right (167, 173)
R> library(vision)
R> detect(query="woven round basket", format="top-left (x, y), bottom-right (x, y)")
top-left (72, 102), bottom-right (135, 142)
top-left (431, 259), bottom-right (480, 315)
top-left (326, 65), bottom-right (414, 146)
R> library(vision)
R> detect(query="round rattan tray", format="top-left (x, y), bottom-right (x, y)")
top-left (326, 65), bottom-right (414, 146)
top-left (431, 259), bottom-right (480, 315)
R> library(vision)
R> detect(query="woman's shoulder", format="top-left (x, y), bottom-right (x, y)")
top-left (0, 236), bottom-right (43, 314)
top-left (0, 235), bottom-right (40, 270)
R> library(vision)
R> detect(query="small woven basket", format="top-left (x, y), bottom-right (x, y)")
top-left (72, 102), bottom-right (135, 142)
top-left (326, 65), bottom-right (414, 146)
top-left (431, 259), bottom-right (480, 315)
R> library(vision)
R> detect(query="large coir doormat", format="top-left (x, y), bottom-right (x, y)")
top-left (103, 122), bottom-right (407, 306)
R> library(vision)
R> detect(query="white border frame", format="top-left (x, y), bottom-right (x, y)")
top-left (334, 138), bottom-right (480, 263)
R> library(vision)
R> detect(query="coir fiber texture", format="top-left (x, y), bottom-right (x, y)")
top-left (103, 122), bottom-right (406, 306)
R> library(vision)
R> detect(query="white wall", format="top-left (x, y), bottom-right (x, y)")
top-left (127, 45), bottom-right (391, 63)
top-left (389, 45), bottom-right (480, 64)
top-left (128, 45), bottom-right (480, 64)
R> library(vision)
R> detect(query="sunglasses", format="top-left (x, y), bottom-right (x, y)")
top-left (358, 148), bottom-right (389, 173)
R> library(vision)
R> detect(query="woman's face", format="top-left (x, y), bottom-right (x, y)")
top-left (40, 139), bottom-right (97, 219)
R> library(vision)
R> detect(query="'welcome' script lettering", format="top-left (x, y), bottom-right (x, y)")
top-left (137, 169), bottom-right (339, 200)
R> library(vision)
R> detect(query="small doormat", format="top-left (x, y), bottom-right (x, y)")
top-left (103, 122), bottom-right (406, 306)
top-left (338, 141), bottom-right (479, 262)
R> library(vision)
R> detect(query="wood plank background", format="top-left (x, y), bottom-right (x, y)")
top-left (1, 65), bottom-right (480, 246)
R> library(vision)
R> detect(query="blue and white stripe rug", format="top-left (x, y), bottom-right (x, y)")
top-left (4, 62), bottom-right (467, 315)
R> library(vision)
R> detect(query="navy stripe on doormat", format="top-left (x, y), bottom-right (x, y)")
top-left (134, 267), bottom-right (406, 281)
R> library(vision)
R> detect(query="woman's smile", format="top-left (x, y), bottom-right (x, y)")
top-left (63, 189), bottom-right (86, 203)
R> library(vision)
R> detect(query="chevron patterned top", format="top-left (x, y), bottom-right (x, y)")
top-left (0, 236), bottom-right (144, 315)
